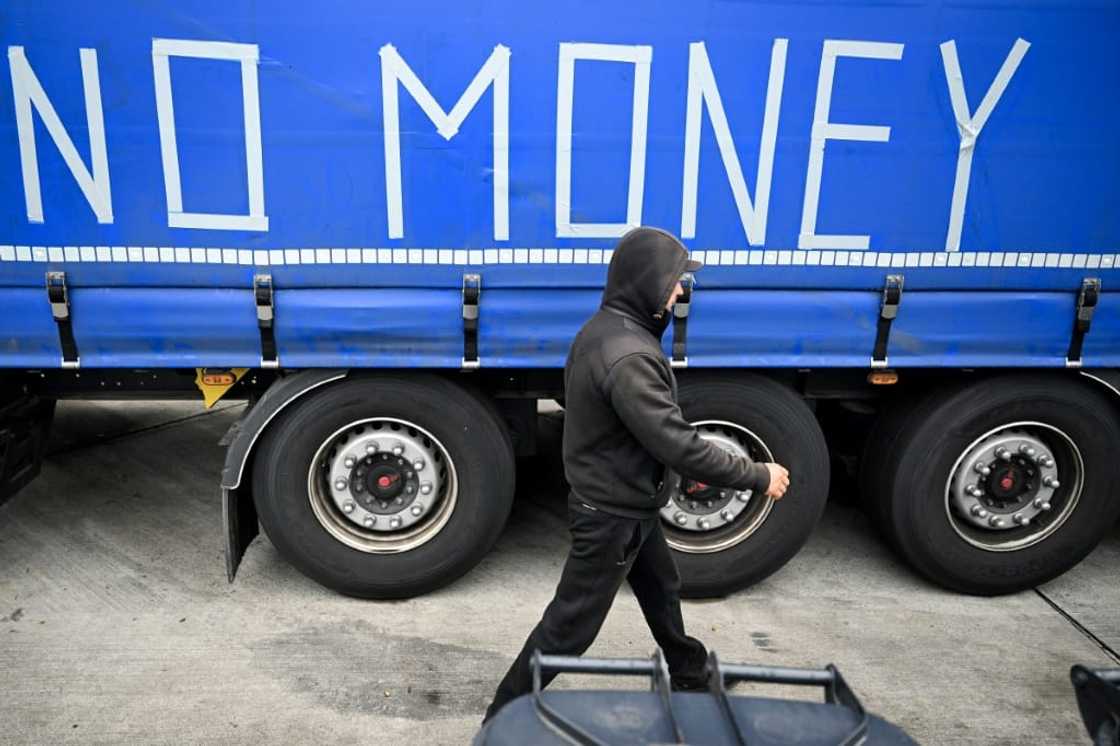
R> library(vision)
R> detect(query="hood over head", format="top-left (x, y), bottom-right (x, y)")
top-left (600, 227), bottom-right (703, 337)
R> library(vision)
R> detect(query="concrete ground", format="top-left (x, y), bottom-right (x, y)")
top-left (1, 400), bottom-right (1116, 745)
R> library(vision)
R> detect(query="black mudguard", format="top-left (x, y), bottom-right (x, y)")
top-left (0, 393), bottom-right (55, 507)
top-left (220, 369), bottom-right (348, 581)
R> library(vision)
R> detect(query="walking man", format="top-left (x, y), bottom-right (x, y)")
top-left (482, 227), bottom-right (791, 722)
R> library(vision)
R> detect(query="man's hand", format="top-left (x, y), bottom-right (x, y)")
top-left (763, 463), bottom-right (790, 500)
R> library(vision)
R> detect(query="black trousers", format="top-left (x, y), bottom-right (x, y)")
top-left (483, 498), bottom-right (707, 721)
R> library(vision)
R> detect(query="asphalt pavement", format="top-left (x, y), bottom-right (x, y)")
top-left (1, 400), bottom-right (1116, 744)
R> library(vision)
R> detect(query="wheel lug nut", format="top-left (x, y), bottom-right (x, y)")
top-left (973, 462), bottom-right (991, 475)
top-left (674, 513), bottom-right (687, 526)
top-left (966, 485), bottom-right (984, 497)
top-left (720, 509), bottom-right (734, 522)
top-left (410, 504), bottom-right (423, 516)
top-left (1039, 501), bottom-right (1052, 512)
top-left (392, 445), bottom-right (404, 456)
top-left (344, 457), bottom-right (355, 468)
top-left (365, 443), bottom-right (379, 454)
top-left (334, 479), bottom-right (348, 491)
top-left (995, 447), bottom-right (1011, 461)
top-left (389, 517), bottom-right (402, 528)
top-left (413, 459), bottom-right (425, 471)
top-left (697, 518), bottom-right (710, 530)
top-left (1013, 513), bottom-right (1029, 526)
top-left (1043, 476), bottom-right (1060, 488)
top-left (1018, 443), bottom-right (1036, 458)
top-left (989, 516), bottom-right (1006, 528)
top-left (420, 483), bottom-right (432, 495)
top-left (736, 492), bottom-right (750, 502)
top-left (970, 505), bottom-right (989, 519)
top-left (342, 502), bottom-right (355, 514)
top-left (363, 516), bottom-right (376, 527)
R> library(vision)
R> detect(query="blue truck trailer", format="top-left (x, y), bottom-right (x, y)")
top-left (2, 0), bottom-right (1118, 599)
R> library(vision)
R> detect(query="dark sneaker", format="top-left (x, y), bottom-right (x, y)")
top-left (669, 676), bottom-right (708, 692)
top-left (670, 658), bottom-right (713, 692)
top-left (670, 658), bottom-right (745, 692)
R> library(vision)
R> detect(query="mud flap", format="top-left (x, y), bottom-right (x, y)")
top-left (220, 368), bottom-right (349, 581)
top-left (0, 395), bottom-right (55, 506)
top-left (222, 485), bottom-right (260, 582)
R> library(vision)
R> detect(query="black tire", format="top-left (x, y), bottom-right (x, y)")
top-left (251, 374), bottom-right (515, 598)
top-left (858, 385), bottom-right (947, 548)
top-left (881, 373), bottom-right (1120, 595)
top-left (672, 374), bottom-right (830, 598)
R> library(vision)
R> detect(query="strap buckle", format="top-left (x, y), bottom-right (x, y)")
top-left (46, 271), bottom-right (70, 321)
top-left (253, 274), bottom-right (278, 369)
top-left (671, 273), bottom-right (694, 369)
top-left (871, 274), bottom-right (904, 369)
top-left (45, 271), bottom-right (79, 369)
top-left (879, 274), bottom-right (903, 320)
top-left (462, 273), bottom-right (481, 370)
top-left (1066, 277), bottom-right (1101, 368)
top-left (254, 274), bottom-right (274, 326)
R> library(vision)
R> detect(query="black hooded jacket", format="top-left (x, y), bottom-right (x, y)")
top-left (561, 227), bottom-right (772, 518)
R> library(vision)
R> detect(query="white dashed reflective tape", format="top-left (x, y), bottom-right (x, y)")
top-left (0, 245), bottom-right (1114, 270)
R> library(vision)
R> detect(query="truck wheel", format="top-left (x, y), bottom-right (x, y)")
top-left (880, 374), bottom-right (1120, 595)
top-left (857, 387), bottom-right (942, 547)
top-left (669, 375), bottom-right (830, 598)
top-left (251, 375), bottom-right (515, 598)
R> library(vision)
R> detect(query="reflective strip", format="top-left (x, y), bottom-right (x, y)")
top-left (0, 245), bottom-right (1115, 269)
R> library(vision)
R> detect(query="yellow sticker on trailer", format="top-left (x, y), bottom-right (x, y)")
top-left (194, 368), bottom-right (250, 408)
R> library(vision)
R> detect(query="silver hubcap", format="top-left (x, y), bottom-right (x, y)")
top-left (661, 421), bottom-right (775, 554)
top-left (944, 421), bottom-right (1082, 552)
top-left (307, 418), bottom-right (457, 553)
